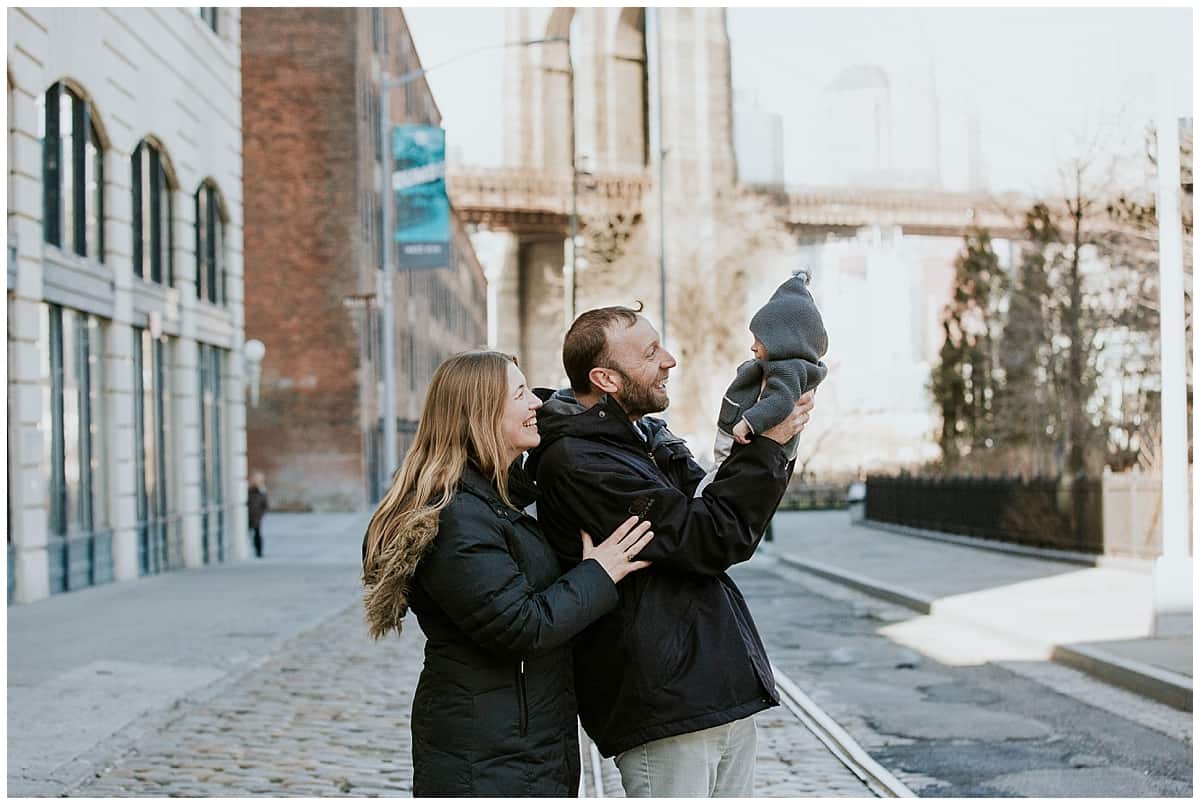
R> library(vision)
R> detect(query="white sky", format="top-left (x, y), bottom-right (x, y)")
top-left (405, 6), bottom-right (1193, 195)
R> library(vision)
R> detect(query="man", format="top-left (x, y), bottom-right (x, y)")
top-left (525, 305), bottom-right (814, 796)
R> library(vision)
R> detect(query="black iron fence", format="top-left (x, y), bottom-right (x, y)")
top-left (778, 483), bottom-right (848, 511)
top-left (865, 475), bottom-right (1104, 554)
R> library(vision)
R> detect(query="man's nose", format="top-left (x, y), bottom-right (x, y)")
top-left (662, 351), bottom-right (677, 369)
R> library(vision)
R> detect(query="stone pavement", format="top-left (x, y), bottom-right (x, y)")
top-left (71, 596), bottom-right (872, 797)
top-left (8, 512), bottom-right (368, 796)
top-left (71, 604), bottom-right (422, 797)
top-left (766, 509), bottom-right (1192, 709)
top-left (733, 554), bottom-right (1192, 797)
top-left (13, 511), bottom-right (873, 797)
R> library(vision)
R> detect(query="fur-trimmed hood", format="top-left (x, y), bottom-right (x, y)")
top-left (362, 511), bottom-right (439, 640)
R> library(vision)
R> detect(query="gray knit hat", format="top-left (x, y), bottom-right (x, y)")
top-left (749, 273), bottom-right (829, 363)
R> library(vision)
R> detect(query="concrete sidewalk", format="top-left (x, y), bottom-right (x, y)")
top-left (7, 512), bottom-right (370, 796)
top-left (766, 509), bottom-right (1192, 712)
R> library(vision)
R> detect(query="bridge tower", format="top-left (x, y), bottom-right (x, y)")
top-left (477, 8), bottom-right (737, 413)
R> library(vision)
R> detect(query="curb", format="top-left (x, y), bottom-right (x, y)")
top-left (856, 518), bottom-right (1153, 572)
top-left (1051, 643), bottom-right (1193, 713)
top-left (775, 553), bottom-right (1192, 713)
top-left (776, 555), bottom-right (933, 614)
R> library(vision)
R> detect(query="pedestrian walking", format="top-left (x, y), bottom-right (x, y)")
top-left (361, 350), bottom-right (655, 796)
top-left (248, 471), bottom-right (268, 558)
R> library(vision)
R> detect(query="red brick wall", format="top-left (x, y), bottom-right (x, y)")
top-left (243, 8), bottom-right (489, 511)
top-left (242, 8), bottom-right (366, 511)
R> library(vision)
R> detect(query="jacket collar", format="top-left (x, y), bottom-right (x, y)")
top-left (458, 460), bottom-right (539, 512)
top-left (529, 387), bottom-right (684, 470)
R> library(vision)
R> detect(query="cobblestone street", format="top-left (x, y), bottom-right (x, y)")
top-left (39, 514), bottom-right (1190, 798)
top-left (72, 595), bottom-right (873, 797)
top-left (72, 605), bottom-right (424, 797)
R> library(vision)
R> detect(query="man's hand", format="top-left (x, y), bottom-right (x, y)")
top-left (761, 390), bottom-right (815, 445)
top-left (731, 418), bottom-right (753, 444)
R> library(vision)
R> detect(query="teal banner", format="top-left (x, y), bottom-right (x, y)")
top-left (392, 125), bottom-right (450, 269)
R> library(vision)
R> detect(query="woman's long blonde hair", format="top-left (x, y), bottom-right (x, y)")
top-left (362, 350), bottom-right (518, 639)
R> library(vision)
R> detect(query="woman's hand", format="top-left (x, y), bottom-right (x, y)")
top-left (581, 515), bottom-right (654, 583)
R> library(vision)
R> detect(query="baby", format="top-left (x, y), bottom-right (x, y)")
top-left (695, 271), bottom-right (829, 497)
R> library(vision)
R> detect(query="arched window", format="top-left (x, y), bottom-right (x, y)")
top-left (194, 181), bottom-right (226, 305)
top-left (131, 140), bottom-right (174, 286)
top-left (41, 82), bottom-right (104, 261)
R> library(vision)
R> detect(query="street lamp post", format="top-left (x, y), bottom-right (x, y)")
top-left (565, 36), bottom-right (580, 328)
top-left (377, 35), bottom-right (564, 484)
top-left (649, 7), bottom-right (668, 345)
top-left (1151, 53), bottom-right (1191, 636)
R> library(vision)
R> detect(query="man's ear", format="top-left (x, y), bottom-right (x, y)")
top-left (588, 366), bottom-right (621, 395)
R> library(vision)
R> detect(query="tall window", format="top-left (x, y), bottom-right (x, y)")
top-left (133, 327), bottom-right (173, 575)
top-left (131, 141), bottom-right (174, 286)
top-left (198, 344), bottom-right (226, 564)
top-left (194, 182), bottom-right (225, 305)
top-left (194, 7), bottom-right (218, 33)
top-left (41, 83), bottom-right (104, 261)
top-left (42, 303), bottom-right (112, 593)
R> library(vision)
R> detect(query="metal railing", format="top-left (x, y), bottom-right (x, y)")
top-left (865, 475), bottom-right (1104, 554)
top-left (778, 483), bottom-right (849, 511)
top-left (46, 528), bottom-right (115, 594)
top-left (137, 513), bottom-right (184, 576)
top-left (200, 502), bottom-right (243, 565)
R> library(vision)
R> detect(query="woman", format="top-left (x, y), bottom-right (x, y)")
top-left (362, 350), bottom-right (654, 796)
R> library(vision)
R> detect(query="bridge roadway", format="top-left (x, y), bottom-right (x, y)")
top-left (446, 166), bottom-right (1031, 239)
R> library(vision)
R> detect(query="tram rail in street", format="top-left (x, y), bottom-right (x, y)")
top-left (771, 662), bottom-right (917, 798)
top-left (576, 664), bottom-right (914, 798)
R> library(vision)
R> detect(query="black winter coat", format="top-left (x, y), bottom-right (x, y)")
top-left (406, 464), bottom-right (619, 795)
top-left (525, 390), bottom-right (792, 758)
top-left (247, 485), bottom-right (268, 529)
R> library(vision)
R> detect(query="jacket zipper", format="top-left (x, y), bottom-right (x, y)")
top-left (517, 660), bottom-right (529, 736)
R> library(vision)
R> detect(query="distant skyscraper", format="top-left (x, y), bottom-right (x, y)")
top-left (734, 89), bottom-right (786, 187)
top-left (821, 64), bottom-right (894, 186)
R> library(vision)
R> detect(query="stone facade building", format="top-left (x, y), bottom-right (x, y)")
top-left (241, 8), bottom-right (486, 512)
top-left (6, 7), bottom-right (249, 603)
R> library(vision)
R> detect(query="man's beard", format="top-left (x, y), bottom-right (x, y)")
top-left (611, 369), bottom-right (669, 418)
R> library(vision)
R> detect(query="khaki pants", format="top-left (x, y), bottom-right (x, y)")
top-left (615, 716), bottom-right (757, 797)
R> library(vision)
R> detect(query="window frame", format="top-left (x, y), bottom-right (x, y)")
top-left (194, 182), bottom-right (225, 305)
top-left (41, 82), bottom-right (105, 262)
top-left (196, 7), bottom-right (218, 34)
top-left (131, 141), bottom-right (175, 287)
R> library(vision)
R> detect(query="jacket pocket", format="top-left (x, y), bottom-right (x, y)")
top-left (718, 396), bottom-right (743, 430)
top-left (516, 661), bottom-right (529, 736)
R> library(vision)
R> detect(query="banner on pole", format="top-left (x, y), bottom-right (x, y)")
top-left (392, 125), bottom-right (450, 270)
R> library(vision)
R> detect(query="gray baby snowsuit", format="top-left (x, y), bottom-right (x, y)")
top-left (699, 274), bottom-right (828, 497)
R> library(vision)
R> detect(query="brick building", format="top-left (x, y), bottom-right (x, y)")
top-left (6, 7), bottom-right (249, 603)
top-left (241, 8), bottom-right (487, 512)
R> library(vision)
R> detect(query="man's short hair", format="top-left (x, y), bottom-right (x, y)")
top-left (563, 303), bottom-right (644, 395)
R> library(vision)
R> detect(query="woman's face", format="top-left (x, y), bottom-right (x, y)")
top-left (500, 362), bottom-right (542, 459)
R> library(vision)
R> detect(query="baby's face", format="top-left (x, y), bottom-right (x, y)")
top-left (751, 335), bottom-right (768, 361)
